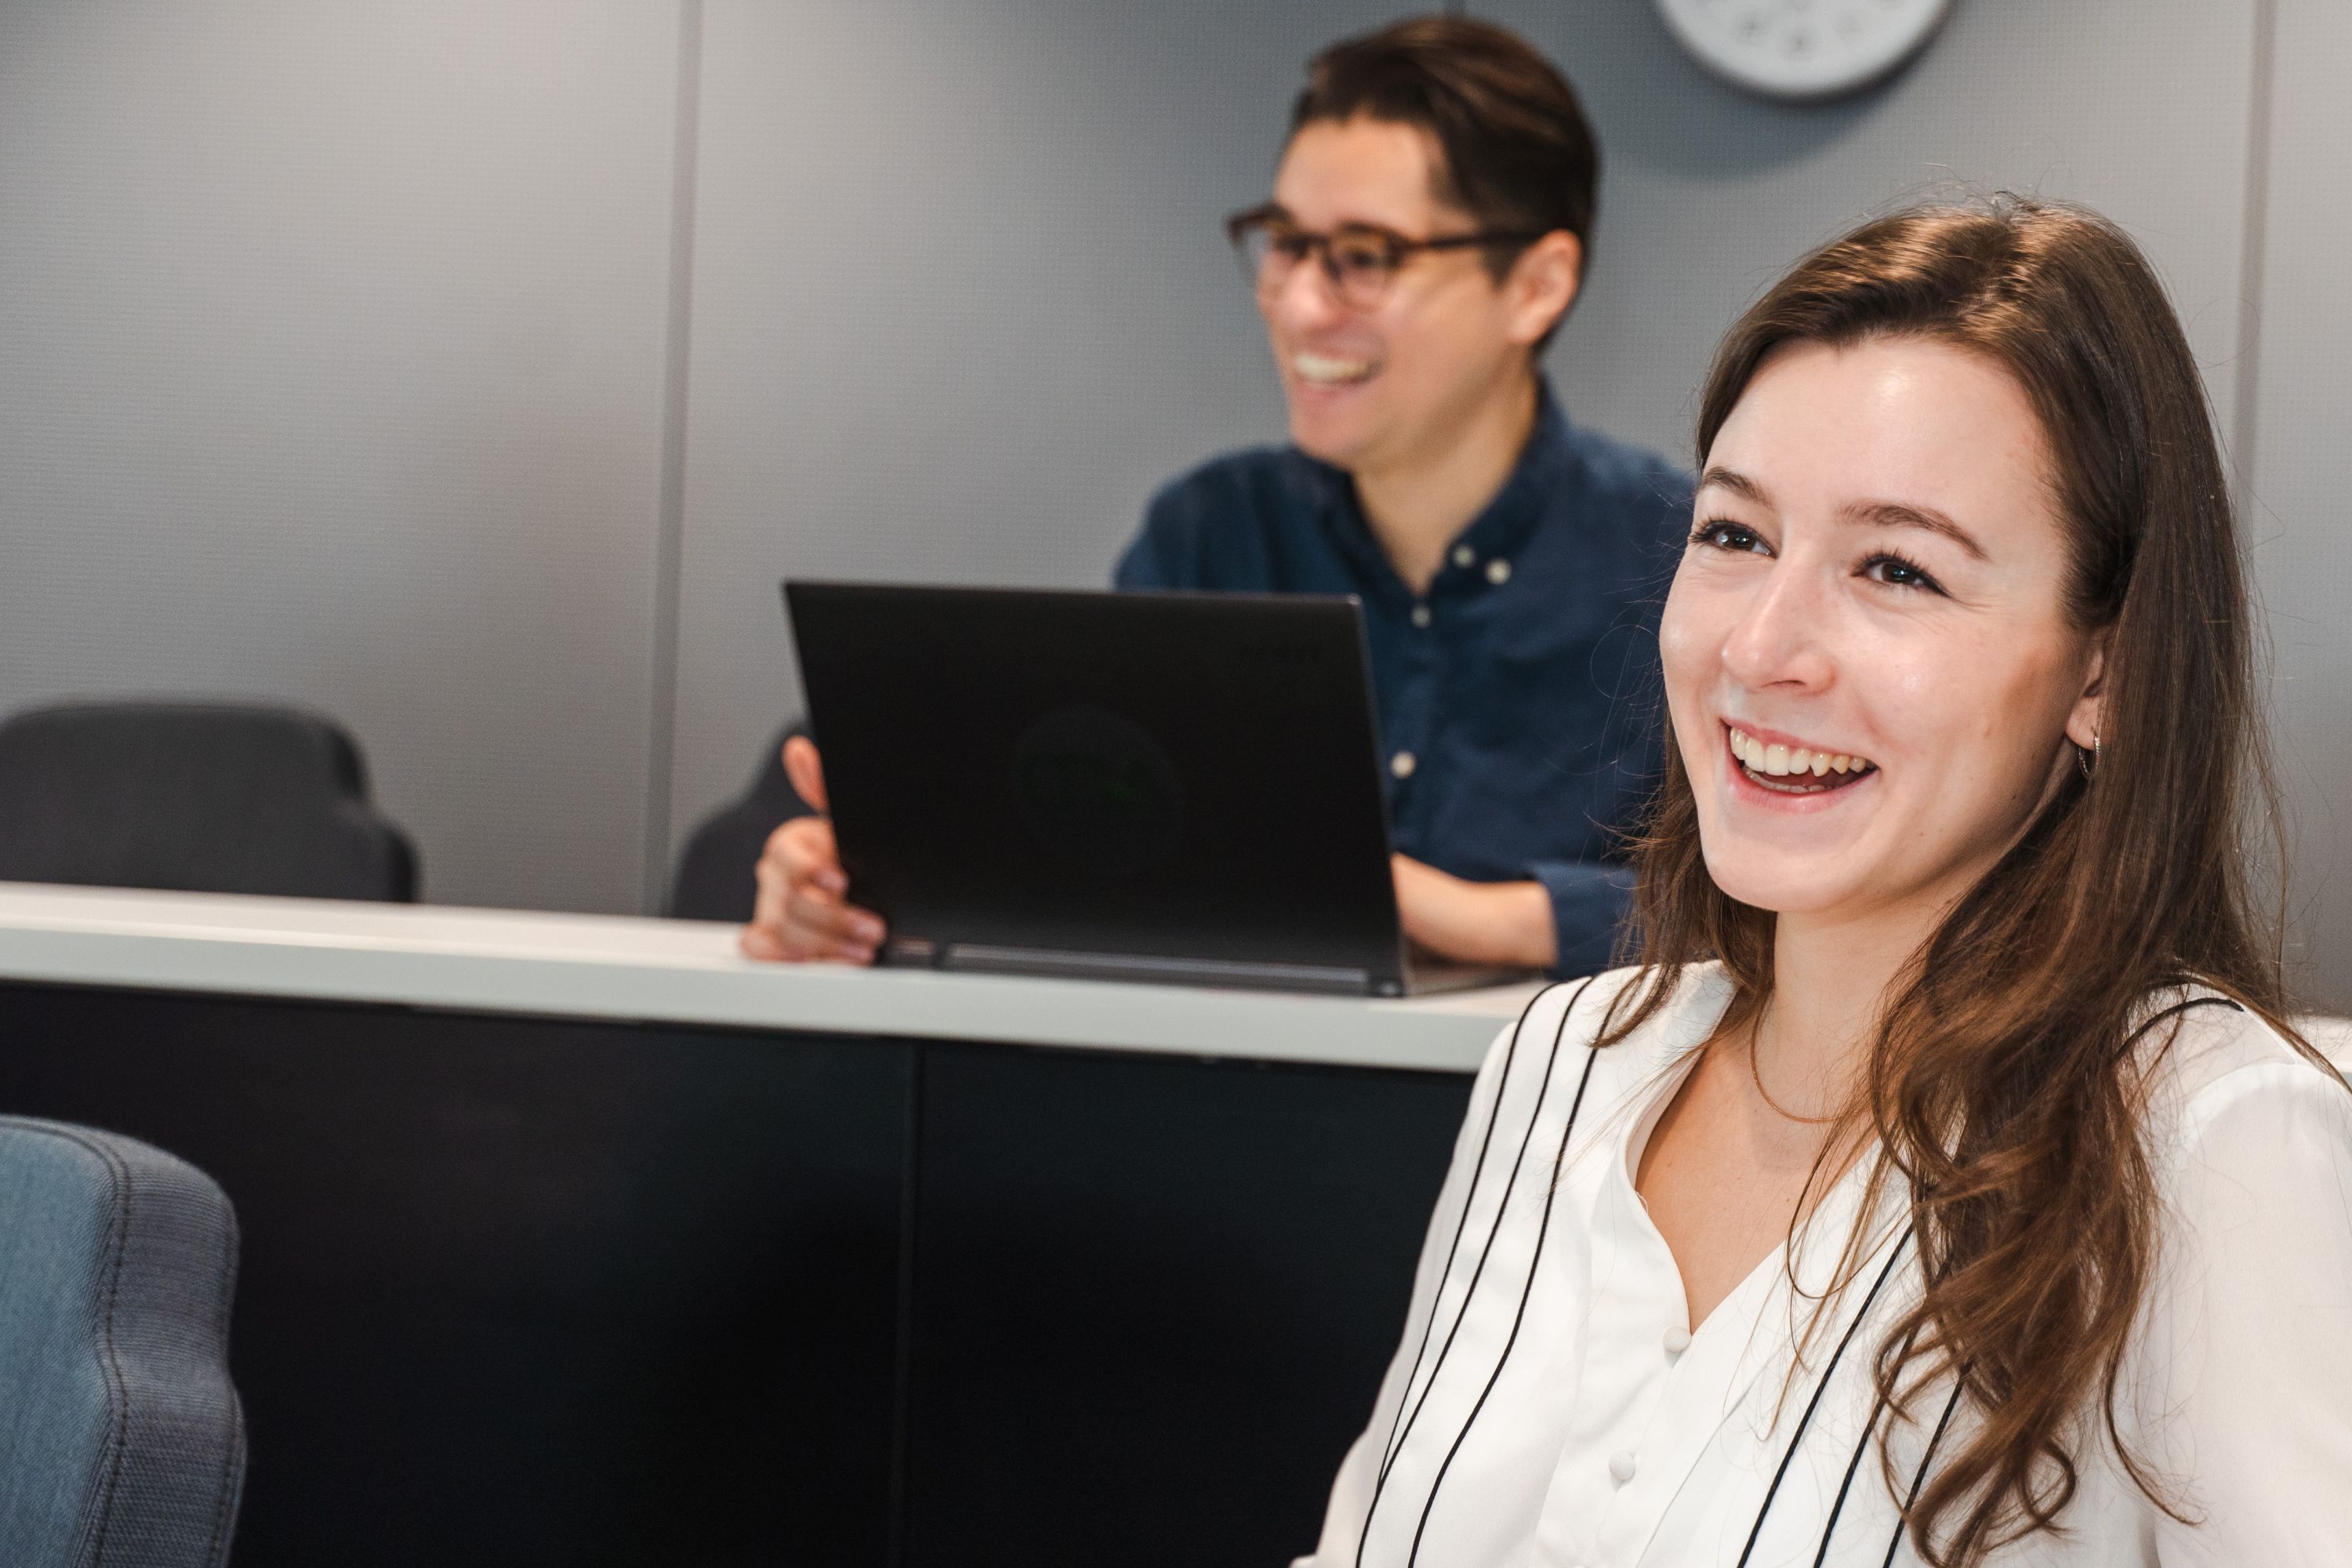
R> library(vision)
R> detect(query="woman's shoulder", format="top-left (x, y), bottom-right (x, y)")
top-left (1475, 961), bottom-right (1732, 1083)
top-left (2137, 987), bottom-right (2352, 1186)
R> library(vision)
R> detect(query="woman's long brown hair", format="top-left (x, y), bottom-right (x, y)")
top-left (1601, 198), bottom-right (2325, 1563)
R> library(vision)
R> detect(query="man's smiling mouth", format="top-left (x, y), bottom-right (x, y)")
top-left (1293, 350), bottom-right (1378, 387)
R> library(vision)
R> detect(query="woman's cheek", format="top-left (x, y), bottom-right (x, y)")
top-left (1839, 630), bottom-right (1939, 757)
top-left (1867, 626), bottom-right (2063, 793)
top-left (1657, 592), bottom-right (1728, 800)
top-left (1657, 578), bottom-right (1712, 695)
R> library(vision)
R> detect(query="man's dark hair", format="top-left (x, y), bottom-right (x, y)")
top-left (1291, 14), bottom-right (1600, 296)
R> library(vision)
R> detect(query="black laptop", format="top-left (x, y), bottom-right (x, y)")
top-left (783, 581), bottom-right (1524, 996)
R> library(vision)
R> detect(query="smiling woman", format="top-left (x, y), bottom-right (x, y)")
top-left (1294, 199), bottom-right (2352, 1568)
top-left (1664, 331), bottom-right (2102, 920)
top-left (1628, 199), bottom-right (2350, 1563)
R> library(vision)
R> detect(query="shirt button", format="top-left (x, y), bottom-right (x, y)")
top-left (1484, 557), bottom-right (1512, 586)
top-left (1664, 1326), bottom-right (1692, 1355)
top-left (1451, 544), bottom-right (1475, 569)
top-left (1609, 1449), bottom-right (1638, 1484)
top-left (1410, 604), bottom-right (1432, 629)
top-left (1390, 750), bottom-right (1417, 779)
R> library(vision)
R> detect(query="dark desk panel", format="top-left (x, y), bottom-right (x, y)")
top-left (903, 1043), bottom-right (1469, 1568)
top-left (0, 982), bottom-right (909, 1568)
top-left (0, 981), bottom-right (1470, 1567)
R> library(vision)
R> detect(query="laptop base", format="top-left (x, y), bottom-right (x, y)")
top-left (884, 938), bottom-right (1530, 999)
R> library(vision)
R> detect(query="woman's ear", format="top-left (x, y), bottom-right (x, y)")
top-left (2063, 630), bottom-right (2111, 752)
top-left (1506, 231), bottom-right (1582, 348)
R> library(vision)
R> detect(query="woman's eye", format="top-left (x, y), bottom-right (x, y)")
top-left (1690, 520), bottom-right (1767, 554)
top-left (1862, 553), bottom-right (1944, 593)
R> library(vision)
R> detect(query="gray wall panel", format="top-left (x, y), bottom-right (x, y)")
top-left (0, 2), bottom-right (682, 913)
top-left (1505, 0), bottom-right (2260, 466)
top-left (2248, 0), bottom-right (2351, 1009)
top-left (666, 0), bottom-right (1410, 862)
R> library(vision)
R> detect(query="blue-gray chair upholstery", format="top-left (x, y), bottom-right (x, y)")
top-left (0, 700), bottom-right (418, 902)
top-left (0, 1116), bottom-right (245, 1568)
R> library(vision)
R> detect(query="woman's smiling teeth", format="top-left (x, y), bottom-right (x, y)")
top-left (1294, 350), bottom-right (1377, 386)
top-left (1727, 726), bottom-right (1876, 790)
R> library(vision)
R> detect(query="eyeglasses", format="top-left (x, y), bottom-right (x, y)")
top-left (1225, 204), bottom-right (1547, 310)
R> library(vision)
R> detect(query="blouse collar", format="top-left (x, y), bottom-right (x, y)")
top-left (1592, 966), bottom-right (1914, 1566)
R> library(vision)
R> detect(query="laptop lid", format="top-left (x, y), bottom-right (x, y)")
top-left (783, 581), bottom-right (1408, 995)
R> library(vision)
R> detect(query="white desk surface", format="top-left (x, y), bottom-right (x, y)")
top-left (0, 883), bottom-right (1537, 1074)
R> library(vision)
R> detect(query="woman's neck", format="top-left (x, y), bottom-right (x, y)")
top-left (1759, 900), bottom-right (1947, 1117)
top-left (1352, 369), bottom-right (1539, 597)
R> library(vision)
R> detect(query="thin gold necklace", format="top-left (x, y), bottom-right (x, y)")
top-left (1747, 1026), bottom-right (1839, 1125)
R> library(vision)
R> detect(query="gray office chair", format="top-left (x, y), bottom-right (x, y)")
top-left (0, 1116), bottom-right (245, 1568)
top-left (0, 700), bottom-right (418, 901)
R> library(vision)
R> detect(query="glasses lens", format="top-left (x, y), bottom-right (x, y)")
top-left (1232, 220), bottom-right (1294, 296)
top-left (1327, 231), bottom-right (1399, 309)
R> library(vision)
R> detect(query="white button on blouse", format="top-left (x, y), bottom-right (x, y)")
top-left (1292, 965), bottom-right (2352, 1568)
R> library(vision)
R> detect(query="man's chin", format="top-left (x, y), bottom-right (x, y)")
top-left (1286, 406), bottom-right (1383, 471)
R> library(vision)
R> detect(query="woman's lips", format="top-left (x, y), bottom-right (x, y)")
top-left (1722, 723), bottom-right (1877, 804)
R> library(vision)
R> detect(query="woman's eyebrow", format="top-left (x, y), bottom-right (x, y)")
top-left (1843, 499), bottom-right (1990, 561)
top-left (1697, 466), bottom-right (1771, 507)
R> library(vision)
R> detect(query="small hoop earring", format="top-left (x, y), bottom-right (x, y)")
top-left (2077, 733), bottom-right (2100, 782)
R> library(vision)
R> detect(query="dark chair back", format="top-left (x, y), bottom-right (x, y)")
top-left (0, 1116), bottom-right (245, 1568)
top-left (670, 723), bottom-right (815, 921)
top-left (0, 702), bottom-right (418, 901)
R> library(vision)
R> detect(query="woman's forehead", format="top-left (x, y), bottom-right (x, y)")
top-left (1707, 337), bottom-right (2060, 548)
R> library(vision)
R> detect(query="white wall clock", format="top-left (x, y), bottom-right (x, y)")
top-left (1656, 0), bottom-right (1951, 101)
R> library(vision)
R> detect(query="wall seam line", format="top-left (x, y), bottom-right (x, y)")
top-left (2230, 0), bottom-right (2278, 508)
top-left (642, 0), bottom-right (705, 913)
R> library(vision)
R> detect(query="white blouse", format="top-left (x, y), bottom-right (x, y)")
top-left (1297, 965), bottom-right (2352, 1568)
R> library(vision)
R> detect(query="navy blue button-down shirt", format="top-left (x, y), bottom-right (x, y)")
top-left (1114, 387), bottom-right (1692, 977)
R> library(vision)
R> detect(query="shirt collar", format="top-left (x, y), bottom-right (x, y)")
top-left (1292, 378), bottom-right (1582, 604)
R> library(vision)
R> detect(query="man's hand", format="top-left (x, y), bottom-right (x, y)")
top-left (739, 737), bottom-right (888, 964)
top-left (1391, 854), bottom-right (1556, 971)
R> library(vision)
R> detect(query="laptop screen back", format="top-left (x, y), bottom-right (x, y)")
top-left (785, 582), bottom-right (1404, 991)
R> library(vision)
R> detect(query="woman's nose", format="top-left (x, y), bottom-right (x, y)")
top-left (1719, 568), bottom-right (1835, 694)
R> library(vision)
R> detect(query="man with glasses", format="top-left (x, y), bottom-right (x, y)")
top-left (744, 16), bottom-right (1688, 978)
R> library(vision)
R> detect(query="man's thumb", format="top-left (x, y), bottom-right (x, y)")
top-left (782, 735), bottom-right (829, 814)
